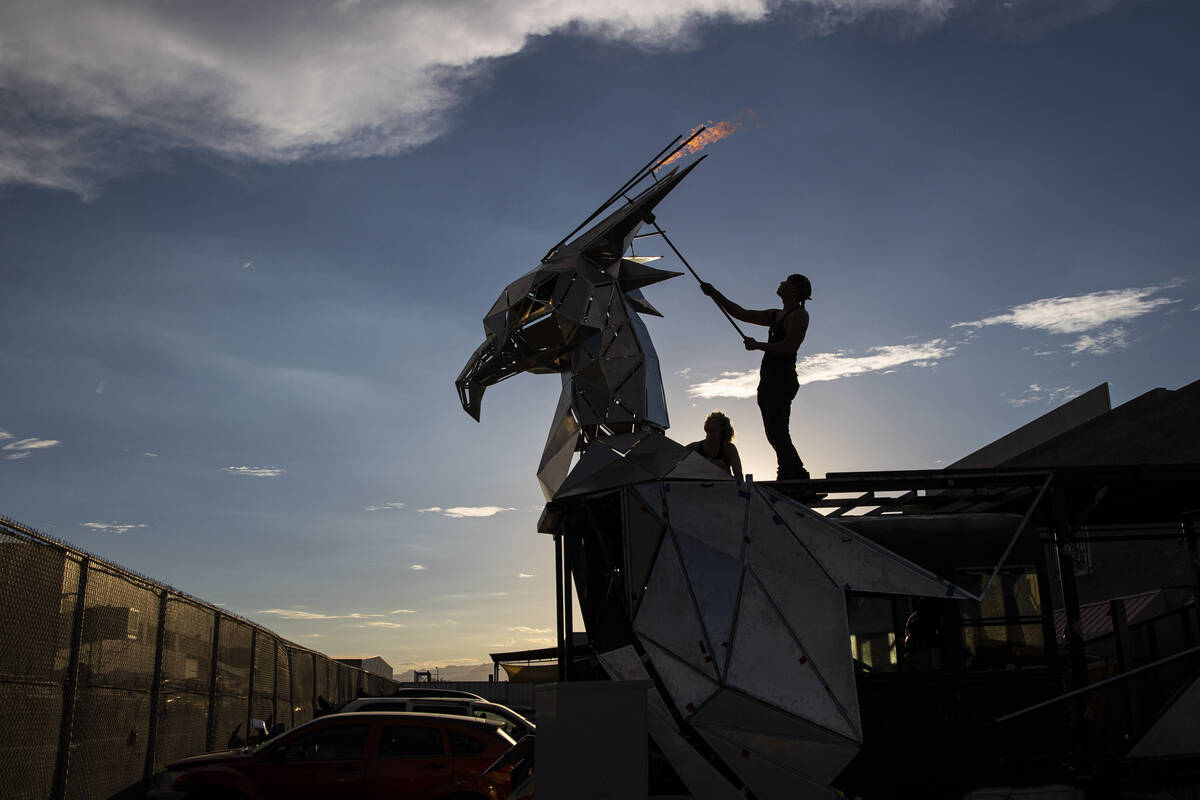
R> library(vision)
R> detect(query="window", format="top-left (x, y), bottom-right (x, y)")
top-left (957, 569), bottom-right (1045, 669)
top-left (846, 594), bottom-right (899, 673)
top-left (473, 709), bottom-right (518, 737)
top-left (378, 725), bottom-right (445, 758)
top-left (280, 724), bottom-right (367, 762)
top-left (412, 702), bottom-right (465, 715)
top-left (449, 731), bottom-right (487, 756)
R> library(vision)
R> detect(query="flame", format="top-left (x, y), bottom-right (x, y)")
top-left (655, 119), bottom-right (743, 171)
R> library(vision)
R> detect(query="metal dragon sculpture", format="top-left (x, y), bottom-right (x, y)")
top-left (457, 151), bottom-right (972, 799)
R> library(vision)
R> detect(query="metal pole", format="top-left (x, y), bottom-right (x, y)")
top-left (246, 628), bottom-right (257, 742)
top-left (1184, 512), bottom-right (1200, 642)
top-left (564, 535), bottom-right (574, 682)
top-left (1110, 598), bottom-right (1142, 737)
top-left (205, 611), bottom-right (222, 752)
top-left (142, 588), bottom-right (170, 782)
top-left (555, 533), bottom-right (565, 682)
top-left (52, 555), bottom-right (89, 800)
top-left (649, 222), bottom-right (749, 340)
top-left (542, 128), bottom-right (707, 262)
top-left (1050, 486), bottom-right (1091, 775)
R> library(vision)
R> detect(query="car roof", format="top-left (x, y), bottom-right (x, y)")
top-left (390, 688), bottom-right (485, 699)
top-left (327, 711), bottom-right (504, 728)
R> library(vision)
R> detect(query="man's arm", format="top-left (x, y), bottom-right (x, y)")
top-left (699, 283), bottom-right (776, 326)
top-left (745, 308), bottom-right (808, 355)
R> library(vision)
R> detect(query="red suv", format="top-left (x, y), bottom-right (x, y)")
top-left (149, 712), bottom-right (515, 800)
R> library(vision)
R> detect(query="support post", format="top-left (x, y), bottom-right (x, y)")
top-left (143, 588), bottom-right (170, 782)
top-left (555, 532), bottom-right (566, 682)
top-left (205, 612), bottom-right (222, 753)
top-left (246, 628), bottom-right (257, 740)
top-left (52, 555), bottom-right (89, 800)
top-left (564, 534), bottom-right (574, 682)
top-left (1111, 598), bottom-right (1142, 737)
top-left (1184, 513), bottom-right (1200, 643)
top-left (1051, 486), bottom-right (1091, 775)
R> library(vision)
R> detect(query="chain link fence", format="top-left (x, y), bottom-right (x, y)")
top-left (0, 515), bottom-right (398, 800)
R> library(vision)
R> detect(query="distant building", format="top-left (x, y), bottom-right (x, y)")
top-left (336, 656), bottom-right (393, 681)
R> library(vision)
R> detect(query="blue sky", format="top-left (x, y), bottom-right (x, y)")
top-left (2, 0), bottom-right (1198, 672)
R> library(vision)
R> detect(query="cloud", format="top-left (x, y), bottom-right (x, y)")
top-left (517, 572), bottom-right (536, 579)
top-left (95, 381), bottom-right (104, 395)
top-left (257, 608), bottom-right (383, 620)
top-left (2, 436), bottom-right (62, 460)
top-left (409, 564), bottom-right (427, 571)
top-left (223, 465), bottom-right (286, 477)
top-left (390, 609), bottom-right (417, 614)
top-left (689, 338), bottom-right (953, 398)
top-left (419, 506), bottom-right (517, 518)
top-left (953, 284), bottom-right (1178, 336)
top-left (81, 521), bottom-right (147, 534)
top-left (508, 626), bottom-right (552, 634)
top-left (365, 502), bottom-right (406, 512)
top-left (0, 0), bottom-right (1131, 196)
top-left (363, 621), bottom-right (406, 629)
top-left (143, 452), bottom-right (158, 457)
top-left (1005, 383), bottom-right (1082, 408)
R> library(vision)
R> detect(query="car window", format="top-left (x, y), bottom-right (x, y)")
top-left (411, 702), bottom-right (466, 715)
top-left (280, 724), bottom-right (368, 762)
top-left (448, 731), bottom-right (488, 756)
top-left (378, 725), bottom-right (446, 758)
top-left (360, 702), bottom-right (406, 712)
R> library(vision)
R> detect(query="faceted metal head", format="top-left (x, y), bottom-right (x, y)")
top-left (457, 161), bottom-right (699, 421)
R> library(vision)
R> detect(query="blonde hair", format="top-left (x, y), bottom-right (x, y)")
top-left (705, 411), bottom-right (734, 443)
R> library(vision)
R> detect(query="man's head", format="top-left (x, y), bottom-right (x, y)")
top-left (777, 273), bottom-right (812, 303)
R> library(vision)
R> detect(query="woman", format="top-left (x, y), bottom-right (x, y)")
top-left (687, 411), bottom-right (744, 482)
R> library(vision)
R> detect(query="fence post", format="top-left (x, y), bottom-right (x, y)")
top-left (1110, 598), bottom-right (1142, 739)
top-left (52, 556), bottom-right (90, 800)
top-left (142, 588), bottom-right (170, 782)
top-left (205, 612), bottom-right (222, 752)
top-left (246, 628), bottom-right (257, 740)
top-left (272, 638), bottom-right (279, 733)
top-left (288, 648), bottom-right (295, 729)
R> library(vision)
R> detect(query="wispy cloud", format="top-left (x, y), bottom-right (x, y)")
top-left (508, 626), bottom-right (552, 634)
top-left (363, 621), bottom-right (406, 629)
top-left (0, 0), bottom-right (1131, 197)
top-left (81, 521), bottom-right (146, 534)
top-left (2, 434), bottom-right (62, 460)
top-left (409, 564), bottom-right (427, 571)
top-left (257, 608), bottom-right (383, 620)
top-left (95, 381), bottom-right (104, 395)
top-left (365, 502), bottom-right (406, 512)
top-left (223, 465), bottom-right (286, 477)
top-left (689, 338), bottom-right (953, 399)
top-left (517, 573), bottom-right (536, 579)
top-left (1004, 384), bottom-right (1082, 408)
top-left (953, 283), bottom-right (1179, 356)
top-left (143, 452), bottom-right (158, 458)
top-left (390, 609), bottom-right (417, 615)
top-left (419, 506), bottom-right (516, 518)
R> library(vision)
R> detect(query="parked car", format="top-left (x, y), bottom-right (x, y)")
top-left (338, 696), bottom-right (535, 741)
top-left (391, 688), bottom-right (486, 700)
top-left (148, 711), bottom-right (515, 800)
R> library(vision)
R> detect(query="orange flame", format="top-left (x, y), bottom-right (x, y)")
top-left (655, 119), bottom-right (743, 171)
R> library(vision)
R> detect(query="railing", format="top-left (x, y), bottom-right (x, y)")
top-left (0, 515), bottom-right (397, 800)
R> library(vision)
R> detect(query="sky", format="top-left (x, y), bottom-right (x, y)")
top-left (2, 0), bottom-right (1199, 675)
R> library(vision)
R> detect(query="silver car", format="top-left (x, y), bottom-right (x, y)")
top-left (338, 696), bottom-right (535, 740)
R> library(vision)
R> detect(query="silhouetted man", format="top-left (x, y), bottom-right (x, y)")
top-left (700, 274), bottom-right (811, 480)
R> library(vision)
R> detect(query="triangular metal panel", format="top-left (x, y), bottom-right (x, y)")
top-left (664, 482), bottom-right (749, 559)
top-left (666, 450), bottom-right (734, 482)
top-left (641, 637), bottom-right (720, 720)
top-left (625, 490), bottom-right (668, 616)
top-left (633, 534), bottom-right (719, 680)
top-left (697, 725), bottom-right (861, 787)
top-left (696, 727), bottom-right (840, 800)
top-left (743, 491), bottom-right (836, 589)
top-left (556, 454), bottom-right (659, 499)
top-left (1128, 672), bottom-right (1200, 758)
top-left (725, 572), bottom-right (857, 740)
top-left (596, 645), bottom-right (648, 682)
top-left (758, 486), bottom-right (968, 598)
top-left (750, 564), bottom-right (861, 738)
top-left (693, 688), bottom-right (858, 745)
top-left (624, 438), bottom-right (689, 479)
top-left (646, 704), bottom-right (745, 800)
top-left (625, 287), bottom-right (663, 317)
top-left (674, 531), bottom-right (742, 673)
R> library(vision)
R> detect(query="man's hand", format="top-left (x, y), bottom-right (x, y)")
top-left (700, 282), bottom-right (716, 298)
top-left (743, 337), bottom-right (760, 351)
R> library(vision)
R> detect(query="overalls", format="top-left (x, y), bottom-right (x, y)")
top-left (757, 306), bottom-right (805, 479)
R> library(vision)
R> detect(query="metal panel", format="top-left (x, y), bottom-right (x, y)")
top-left (641, 638), bottom-right (718, 719)
top-left (673, 531), bottom-right (741, 672)
top-left (633, 534), bottom-right (717, 680)
top-left (697, 726), bottom-right (838, 800)
top-left (665, 482), bottom-right (748, 559)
